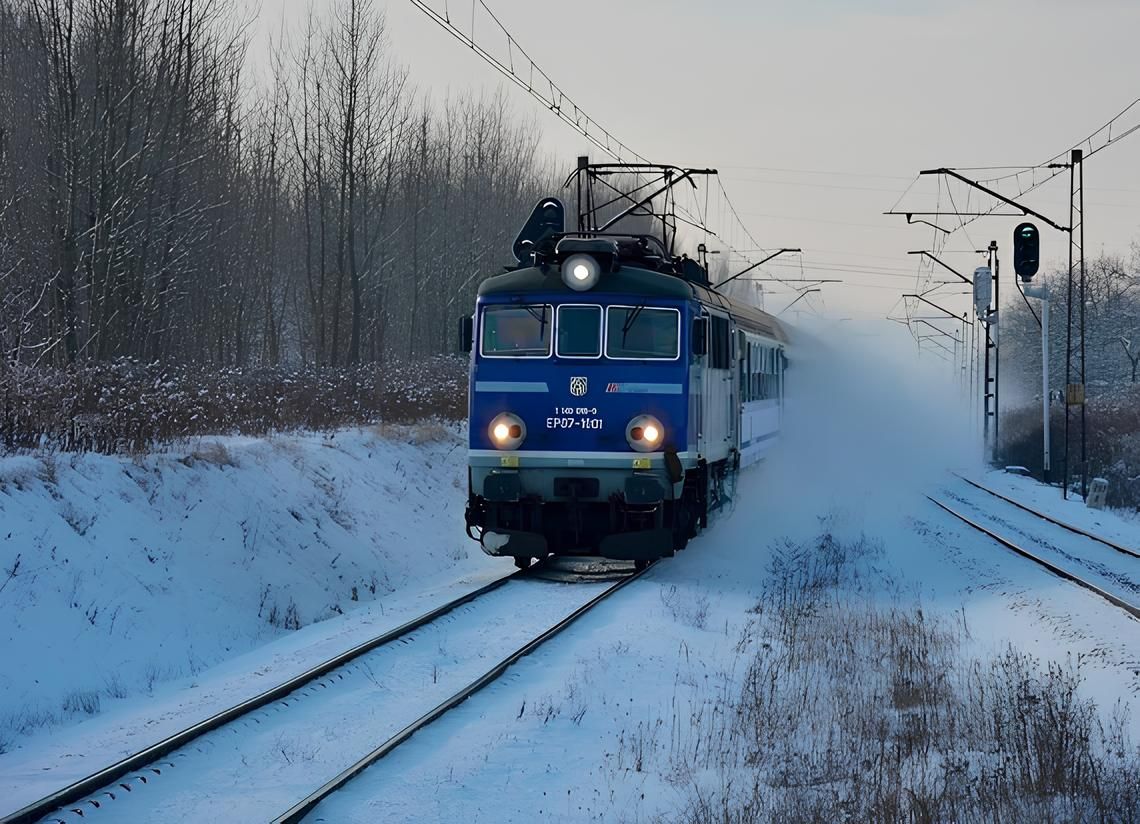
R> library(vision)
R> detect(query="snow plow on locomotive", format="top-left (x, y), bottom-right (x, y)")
top-left (462, 162), bottom-right (789, 568)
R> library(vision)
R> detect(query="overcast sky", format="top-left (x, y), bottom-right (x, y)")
top-left (254, 0), bottom-right (1140, 322)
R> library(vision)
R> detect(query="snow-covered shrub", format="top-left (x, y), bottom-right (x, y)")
top-left (266, 598), bottom-right (302, 631)
top-left (0, 357), bottom-right (467, 454)
top-left (0, 456), bottom-right (39, 490)
top-left (373, 420), bottom-right (454, 445)
top-left (61, 690), bottom-right (101, 717)
top-left (186, 442), bottom-right (236, 468)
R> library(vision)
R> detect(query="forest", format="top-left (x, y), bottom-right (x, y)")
top-left (0, 0), bottom-right (554, 371)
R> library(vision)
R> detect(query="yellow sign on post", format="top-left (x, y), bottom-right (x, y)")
top-left (1065, 383), bottom-right (1086, 406)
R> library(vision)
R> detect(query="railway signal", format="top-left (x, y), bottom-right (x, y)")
top-left (1013, 222), bottom-right (1040, 281)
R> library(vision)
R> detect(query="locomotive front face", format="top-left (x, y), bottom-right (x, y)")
top-left (466, 273), bottom-right (698, 562)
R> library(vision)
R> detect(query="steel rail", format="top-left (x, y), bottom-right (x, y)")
top-left (928, 497), bottom-right (1140, 621)
top-left (952, 473), bottom-right (1140, 560)
top-left (1, 569), bottom-right (531, 824)
top-left (272, 561), bottom-right (653, 824)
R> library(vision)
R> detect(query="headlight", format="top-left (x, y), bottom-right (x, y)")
top-left (489, 412), bottom-right (526, 450)
top-left (626, 414), bottom-right (664, 452)
top-left (561, 253), bottom-right (601, 292)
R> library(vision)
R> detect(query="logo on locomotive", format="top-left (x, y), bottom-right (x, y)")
top-left (569, 376), bottom-right (588, 397)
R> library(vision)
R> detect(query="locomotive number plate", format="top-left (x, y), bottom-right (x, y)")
top-left (547, 406), bottom-right (602, 429)
top-left (545, 416), bottom-right (604, 430)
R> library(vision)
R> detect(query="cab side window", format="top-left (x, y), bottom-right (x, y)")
top-left (709, 316), bottom-right (731, 369)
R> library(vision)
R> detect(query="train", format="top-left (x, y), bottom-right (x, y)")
top-left (461, 170), bottom-right (790, 569)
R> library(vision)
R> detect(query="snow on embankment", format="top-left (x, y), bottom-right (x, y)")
top-left (0, 424), bottom-right (477, 750)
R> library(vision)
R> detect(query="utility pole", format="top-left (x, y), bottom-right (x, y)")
top-left (1023, 279), bottom-right (1050, 481)
top-left (1063, 148), bottom-right (1087, 499)
top-left (970, 317), bottom-right (979, 439)
top-left (984, 313), bottom-right (994, 462)
top-left (969, 261), bottom-right (995, 463)
top-left (990, 240), bottom-right (1000, 462)
top-left (1013, 222), bottom-right (1049, 483)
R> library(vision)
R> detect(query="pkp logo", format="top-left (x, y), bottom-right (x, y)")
top-left (569, 376), bottom-right (588, 397)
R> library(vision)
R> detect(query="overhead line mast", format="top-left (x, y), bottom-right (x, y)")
top-left (886, 97), bottom-right (1140, 498)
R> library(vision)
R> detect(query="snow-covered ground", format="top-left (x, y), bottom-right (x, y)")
top-left (0, 423), bottom-right (501, 760)
top-left (2, 326), bottom-right (1139, 821)
top-left (309, 467), bottom-right (1140, 822)
top-left (304, 333), bottom-right (1140, 822)
top-left (975, 469), bottom-right (1140, 545)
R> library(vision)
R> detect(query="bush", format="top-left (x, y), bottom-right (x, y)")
top-left (1001, 385), bottom-right (1140, 508)
top-left (0, 357), bottom-right (468, 454)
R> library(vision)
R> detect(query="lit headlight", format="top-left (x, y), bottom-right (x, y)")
top-left (489, 412), bottom-right (526, 450)
top-left (626, 414), bottom-right (664, 452)
top-left (561, 254), bottom-right (601, 292)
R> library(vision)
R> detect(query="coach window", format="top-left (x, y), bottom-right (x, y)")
top-left (757, 347), bottom-right (765, 397)
top-left (480, 304), bottom-right (552, 357)
top-left (751, 343), bottom-right (760, 399)
top-left (605, 306), bottom-right (680, 360)
top-left (746, 343), bottom-right (753, 399)
top-left (556, 305), bottom-right (602, 357)
top-left (743, 342), bottom-right (752, 402)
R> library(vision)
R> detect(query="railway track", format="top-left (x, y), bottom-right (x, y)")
top-left (951, 473), bottom-right (1139, 560)
top-left (3, 559), bottom-right (647, 824)
top-left (927, 496), bottom-right (1140, 622)
top-left (272, 561), bottom-right (647, 823)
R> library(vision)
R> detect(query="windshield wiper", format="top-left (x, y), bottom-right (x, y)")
top-left (524, 305), bottom-right (549, 339)
top-left (621, 304), bottom-right (646, 346)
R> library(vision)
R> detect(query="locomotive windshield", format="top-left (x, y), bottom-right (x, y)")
top-left (605, 306), bottom-right (680, 360)
top-left (556, 305), bottom-right (602, 357)
top-left (481, 304), bottom-right (552, 356)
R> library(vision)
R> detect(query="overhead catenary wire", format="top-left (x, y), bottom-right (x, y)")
top-left (408, 0), bottom-right (650, 164)
top-left (718, 164), bottom-right (914, 180)
top-left (969, 97), bottom-right (1140, 183)
top-left (882, 97), bottom-right (1140, 436)
top-left (891, 96), bottom-right (1140, 235)
top-left (408, 0), bottom-right (810, 300)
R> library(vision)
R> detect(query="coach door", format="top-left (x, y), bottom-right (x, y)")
top-left (699, 311), bottom-right (735, 462)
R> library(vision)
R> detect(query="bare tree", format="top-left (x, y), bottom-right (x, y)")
top-left (0, 0), bottom-right (554, 372)
top-left (1120, 337), bottom-right (1139, 384)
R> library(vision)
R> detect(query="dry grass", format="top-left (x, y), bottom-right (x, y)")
top-left (185, 442), bottom-right (236, 468)
top-left (372, 420), bottom-right (456, 445)
top-left (623, 532), bottom-right (1140, 824)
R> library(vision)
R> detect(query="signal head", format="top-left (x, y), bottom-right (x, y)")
top-left (1013, 222), bottom-right (1040, 281)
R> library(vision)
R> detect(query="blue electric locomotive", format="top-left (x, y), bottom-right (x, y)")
top-left (462, 173), bottom-right (789, 569)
